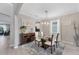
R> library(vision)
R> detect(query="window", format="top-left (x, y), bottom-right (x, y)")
top-left (52, 22), bottom-right (57, 33)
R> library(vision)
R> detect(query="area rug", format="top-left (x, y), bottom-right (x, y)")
top-left (19, 41), bottom-right (64, 55)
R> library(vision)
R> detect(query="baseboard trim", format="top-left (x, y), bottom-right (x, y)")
top-left (9, 44), bottom-right (19, 49)
top-left (14, 46), bottom-right (19, 49)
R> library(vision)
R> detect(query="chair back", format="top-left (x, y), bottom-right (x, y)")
top-left (51, 34), bottom-right (54, 45)
top-left (51, 33), bottom-right (59, 45)
top-left (41, 32), bottom-right (43, 38)
top-left (35, 32), bottom-right (43, 39)
top-left (35, 32), bottom-right (39, 39)
top-left (56, 33), bottom-right (59, 42)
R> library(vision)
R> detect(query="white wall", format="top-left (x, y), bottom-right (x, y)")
top-left (0, 14), bottom-right (11, 24)
top-left (40, 20), bottom-right (50, 37)
top-left (20, 14), bottom-right (36, 33)
top-left (61, 13), bottom-right (79, 46)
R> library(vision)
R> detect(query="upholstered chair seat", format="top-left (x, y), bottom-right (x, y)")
top-left (35, 38), bottom-right (41, 41)
top-left (45, 41), bottom-right (55, 45)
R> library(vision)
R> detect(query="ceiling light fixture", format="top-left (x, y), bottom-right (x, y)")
top-left (45, 10), bottom-right (48, 20)
top-left (44, 10), bottom-right (49, 25)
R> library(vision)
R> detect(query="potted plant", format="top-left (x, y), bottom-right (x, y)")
top-left (20, 25), bottom-right (26, 33)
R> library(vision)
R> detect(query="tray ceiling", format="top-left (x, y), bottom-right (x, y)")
top-left (19, 3), bottom-right (79, 19)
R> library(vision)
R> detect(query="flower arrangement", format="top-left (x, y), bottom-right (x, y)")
top-left (20, 26), bottom-right (26, 33)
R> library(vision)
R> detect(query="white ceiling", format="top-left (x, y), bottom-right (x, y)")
top-left (0, 3), bottom-right (22, 16)
top-left (19, 3), bottom-right (79, 20)
top-left (0, 3), bottom-right (12, 16)
top-left (0, 3), bottom-right (79, 20)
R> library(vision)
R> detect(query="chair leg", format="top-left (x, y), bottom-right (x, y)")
top-left (38, 42), bottom-right (40, 47)
top-left (56, 41), bottom-right (59, 48)
top-left (51, 46), bottom-right (53, 54)
top-left (44, 45), bottom-right (47, 50)
top-left (51, 45), bottom-right (56, 54)
top-left (53, 45), bottom-right (55, 52)
top-left (56, 42), bottom-right (57, 48)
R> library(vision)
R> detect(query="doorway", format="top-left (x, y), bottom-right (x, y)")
top-left (0, 24), bottom-right (10, 51)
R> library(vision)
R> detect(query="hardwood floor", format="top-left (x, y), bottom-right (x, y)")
top-left (63, 43), bottom-right (79, 55)
top-left (0, 36), bottom-right (10, 54)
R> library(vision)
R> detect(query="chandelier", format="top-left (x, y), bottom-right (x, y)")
top-left (45, 10), bottom-right (48, 19)
top-left (41, 10), bottom-right (49, 25)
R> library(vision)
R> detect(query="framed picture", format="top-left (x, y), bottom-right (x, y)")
top-left (0, 26), bottom-right (4, 35)
top-left (0, 24), bottom-right (10, 36)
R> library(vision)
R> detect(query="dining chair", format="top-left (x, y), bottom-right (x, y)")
top-left (44, 34), bottom-right (54, 54)
top-left (44, 33), bottom-right (59, 54)
top-left (35, 32), bottom-right (43, 47)
top-left (55, 33), bottom-right (59, 48)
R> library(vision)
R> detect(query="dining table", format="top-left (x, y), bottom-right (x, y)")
top-left (41, 37), bottom-right (51, 49)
